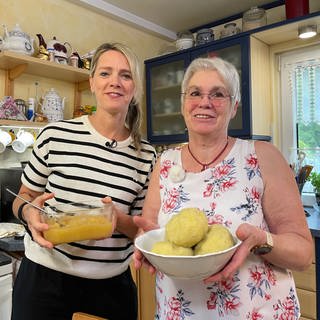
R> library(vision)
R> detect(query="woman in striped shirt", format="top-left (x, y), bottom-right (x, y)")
top-left (11, 43), bottom-right (156, 320)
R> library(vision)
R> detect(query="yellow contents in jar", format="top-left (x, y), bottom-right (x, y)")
top-left (43, 214), bottom-right (113, 245)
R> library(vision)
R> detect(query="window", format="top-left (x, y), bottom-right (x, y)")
top-left (279, 46), bottom-right (320, 199)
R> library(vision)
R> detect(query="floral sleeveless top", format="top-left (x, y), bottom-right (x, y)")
top-left (155, 139), bottom-right (300, 320)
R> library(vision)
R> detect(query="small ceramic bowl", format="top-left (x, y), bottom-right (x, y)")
top-left (175, 38), bottom-right (194, 50)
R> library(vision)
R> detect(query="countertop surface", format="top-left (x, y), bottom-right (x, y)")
top-left (0, 236), bottom-right (24, 252)
top-left (305, 206), bottom-right (320, 238)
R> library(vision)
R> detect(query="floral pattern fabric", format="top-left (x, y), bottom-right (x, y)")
top-left (155, 139), bottom-right (300, 320)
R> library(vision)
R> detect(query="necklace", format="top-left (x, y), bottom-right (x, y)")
top-left (187, 139), bottom-right (229, 171)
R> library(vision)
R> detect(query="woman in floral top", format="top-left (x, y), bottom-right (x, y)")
top-left (134, 57), bottom-right (313, 319)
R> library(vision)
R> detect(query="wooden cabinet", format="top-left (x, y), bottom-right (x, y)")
top-left (0, 50), bottom-right (90, 125)
top-left (132, 260), bottom-right (317, 320)
top-left (131, 263), bottom-right (156, 320)
top-left (292, 240), bottom-right (317, 320)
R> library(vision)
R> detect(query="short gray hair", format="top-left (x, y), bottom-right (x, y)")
top-left (181, 57), bottom-right (241, 107)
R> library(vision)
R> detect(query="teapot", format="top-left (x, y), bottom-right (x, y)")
top-left (40, 88), bottom-right (65, 122)
top-left (37, 34), bottom-right (71, 64)
top-left (0, 24), bottom-right (34, 55)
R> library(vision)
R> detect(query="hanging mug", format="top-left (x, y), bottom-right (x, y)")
top-left (12, 129), bottom-right (35, 153)
top-left (0, 129), bottom-right (12, 153)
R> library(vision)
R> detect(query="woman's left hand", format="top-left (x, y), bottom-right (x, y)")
top-left (203, 223), bottom-right (267, 284)
top-left (132, 215), bottom-right (159, 273)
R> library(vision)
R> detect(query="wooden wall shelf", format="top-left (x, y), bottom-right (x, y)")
top-left (0, 51), bottom-right (89, 85)
top-left (0, 51), bottom-right (91, 121)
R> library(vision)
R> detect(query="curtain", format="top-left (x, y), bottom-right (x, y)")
top-left (290, 59), bottom-right (320, 124)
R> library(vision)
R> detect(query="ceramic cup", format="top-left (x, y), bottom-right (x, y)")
top-left (0, 130), bottom-right (12, 153)
top-left (12, 130), bottom-right (35, 153)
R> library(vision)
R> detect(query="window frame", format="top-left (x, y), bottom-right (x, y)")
top-left (279, 45), bottom-right (320, 206)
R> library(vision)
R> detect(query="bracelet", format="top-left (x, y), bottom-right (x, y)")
top-left (17, 202), bottom-right (28, 225)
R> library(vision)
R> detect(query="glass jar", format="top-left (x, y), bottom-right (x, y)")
top-left (196, 28), bottom-right (214, 46)
top-left (242, 6), bottom-right (267, 31)
top-left (220, 23), bottom-right (241, 38)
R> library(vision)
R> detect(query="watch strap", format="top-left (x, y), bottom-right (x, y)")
top-left (251, 231), bottom-right (273, 255)
top-left (265, 231), bottom-right (273, 247)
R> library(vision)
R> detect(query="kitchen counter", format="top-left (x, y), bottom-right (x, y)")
top-left (304, 206), bottom-right (320, 320)
top-left (305, 206), bottom-right (320, 238)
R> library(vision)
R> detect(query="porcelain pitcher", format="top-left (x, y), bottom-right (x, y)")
top-left (41, 88), bottom-right (65, 122)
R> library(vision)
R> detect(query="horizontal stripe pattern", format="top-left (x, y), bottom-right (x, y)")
top-left (22, 115), bottom-right (156, 278)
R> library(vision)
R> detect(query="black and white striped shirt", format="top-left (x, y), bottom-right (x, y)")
top-left (22, 115), bottom-right (156, 279)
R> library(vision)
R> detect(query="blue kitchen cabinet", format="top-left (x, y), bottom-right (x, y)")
top-left (145, 51), bottom-right (189, 144)
top-left (145, 34), bottom-right (270, 145)
top-left (190, 36), bottom-right (251, 140)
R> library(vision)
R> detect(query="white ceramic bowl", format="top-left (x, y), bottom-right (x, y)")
top-left (135, 228), bottom-right (241, 279)
top-left (175, 38), bottom-right (194, 50)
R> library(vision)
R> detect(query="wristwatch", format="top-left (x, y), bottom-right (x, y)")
top-left (251, 231), bottom-right (273, 255)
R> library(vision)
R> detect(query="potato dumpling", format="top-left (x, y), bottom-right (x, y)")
top-left (166, 208), bottom-right (208, 248)
top-left (151, 241), bottom-right (193, 256)
top-left (194, 224), bottom-right (234, 255)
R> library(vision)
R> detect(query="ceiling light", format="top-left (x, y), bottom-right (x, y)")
top-left (298, 25), bottom-right (317, 39)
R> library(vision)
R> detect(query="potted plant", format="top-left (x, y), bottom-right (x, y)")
top-left (308, 172), bottom-right (320, 205)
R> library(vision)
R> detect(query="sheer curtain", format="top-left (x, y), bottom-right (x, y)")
top-left (294, 60), bottom-right (320, 124)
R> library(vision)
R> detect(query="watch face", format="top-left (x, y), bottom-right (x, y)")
top-left (252, 244), bottom-right (272, 255)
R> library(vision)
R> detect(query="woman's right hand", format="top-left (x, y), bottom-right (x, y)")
top-left (133, 215), bottom-right (159, 273)
top-left (22, 192), bottom-right (55, 249)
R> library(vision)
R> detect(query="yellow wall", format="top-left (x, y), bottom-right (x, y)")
top-left (0, 0), bottom-right (170, 135)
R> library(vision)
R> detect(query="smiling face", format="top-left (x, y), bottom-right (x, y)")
top-left (182, 69), bottom-right (238, 138)
top-left (89, 50), bottom-right (135, 117)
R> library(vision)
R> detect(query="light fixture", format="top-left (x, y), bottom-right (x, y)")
top-left (298, 25), bottom-right (317, 39)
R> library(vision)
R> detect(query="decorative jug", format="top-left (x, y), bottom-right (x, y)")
top-left (36, 33), bottom-right (49, 60)
top-left (46, 36), bottom-right (71, 64)
top-left (41, 88), bottom-right (65, 122)
top-left (0, 24), bottom-right (34, 55)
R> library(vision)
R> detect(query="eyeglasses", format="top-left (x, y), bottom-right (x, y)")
top-left (181, 89), bottom-right (233, 104)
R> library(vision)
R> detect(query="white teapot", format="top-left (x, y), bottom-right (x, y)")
top-left (41, 88), bottom-right (65, 122)
top-left (0, 24), bottom-right (34, 55)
